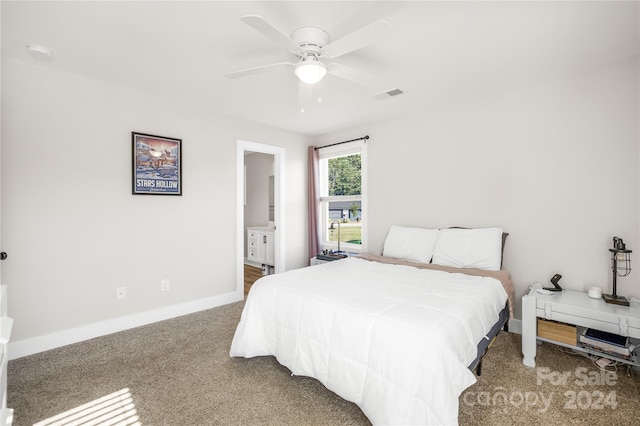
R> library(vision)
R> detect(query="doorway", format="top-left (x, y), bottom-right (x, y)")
top-left (236, 140), bottom-right (285, 297)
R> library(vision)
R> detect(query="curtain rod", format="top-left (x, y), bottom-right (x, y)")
top-left (315, 135), bottom-right (369, 150)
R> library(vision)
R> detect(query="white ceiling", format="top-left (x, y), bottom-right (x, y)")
top-left (2, 1), bottom-right (638, 136)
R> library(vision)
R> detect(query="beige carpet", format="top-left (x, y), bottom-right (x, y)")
top-left (8, 300), bottom-right (639, 425)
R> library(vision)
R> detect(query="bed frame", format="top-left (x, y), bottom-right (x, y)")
top-left (469, 302), bottom-right (510, 376)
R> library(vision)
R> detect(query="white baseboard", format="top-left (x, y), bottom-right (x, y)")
top-left (508, 318), bottom-right (522, 334)
top-left (8, 290), bottom-right (244, 360)
top-left (244, 258), bottom-right (262, 268)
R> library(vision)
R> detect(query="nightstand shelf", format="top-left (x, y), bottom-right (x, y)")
top-left (522, 285), bottom-right (640, 369)
top-left (537, 334), bottom-right (637, 367)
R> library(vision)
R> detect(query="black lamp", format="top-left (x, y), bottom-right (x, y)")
top-left (603, 236), bottom-right (631, 306)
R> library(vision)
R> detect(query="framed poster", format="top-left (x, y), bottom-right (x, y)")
top-left (132, 132), bottom-right (182, 195)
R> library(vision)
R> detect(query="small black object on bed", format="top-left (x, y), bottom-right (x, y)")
top-left (316, 251), bottom-right (348, 262)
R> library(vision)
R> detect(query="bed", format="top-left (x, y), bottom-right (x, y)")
top-left (230, 226), bottom-right (514, 425)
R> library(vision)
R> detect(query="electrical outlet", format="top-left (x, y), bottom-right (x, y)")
top-left (160, 279), bottom-right (170, 292)
top-left (116, 286), bottom-right (127, 300)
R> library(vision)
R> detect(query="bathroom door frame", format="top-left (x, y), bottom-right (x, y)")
top-left (236, 140), bottom-right (286, 295)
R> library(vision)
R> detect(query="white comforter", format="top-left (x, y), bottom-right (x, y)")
top-left (230, 257), bottom-right (508, 425)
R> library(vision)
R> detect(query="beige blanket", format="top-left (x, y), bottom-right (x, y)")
top-left (357, 253), bottom-right (515, 319)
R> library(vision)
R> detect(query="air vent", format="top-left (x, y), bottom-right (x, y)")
top-left (374, 88), bottom-right (405, 100)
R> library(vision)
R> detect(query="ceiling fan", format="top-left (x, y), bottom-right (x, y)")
top-left (225, 15), bottom-right (393, 94)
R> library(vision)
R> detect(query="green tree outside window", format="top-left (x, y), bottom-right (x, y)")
top-left (328, 154), bottom-right (361, 196)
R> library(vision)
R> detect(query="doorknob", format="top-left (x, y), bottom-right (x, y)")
top-left (0, 252), bottom-right (7, 260)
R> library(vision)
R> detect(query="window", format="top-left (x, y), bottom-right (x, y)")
top-left (318, 141), bottom-right (367, 253)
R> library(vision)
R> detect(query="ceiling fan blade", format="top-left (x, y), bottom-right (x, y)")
top-left (328, 63), bottom-right (392, 94)
top-left (323, 20), bottom-right (392, 59)
top-left (241, 15), bottom-right (301, 53)
top-left (224, 62), bottom-right (294, 79)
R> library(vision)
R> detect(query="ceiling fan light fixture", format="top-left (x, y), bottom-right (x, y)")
top-left (294, 57), bottom-right (327, 85)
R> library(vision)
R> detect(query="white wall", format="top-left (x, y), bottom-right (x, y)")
top-left (244, 153), bottom-right (273, 227)
top-left (1, 58), bottom-right (309, 356)
top-left (315, 57), bottom-right (639, 319)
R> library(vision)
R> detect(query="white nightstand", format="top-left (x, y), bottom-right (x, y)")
top-left (522, 285), bottom-right (640, 368)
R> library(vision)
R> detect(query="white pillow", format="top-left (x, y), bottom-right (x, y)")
top-left (382, 225), bottom-right (439, 264)
top-left (432, 228), bottom-right (503, 271)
